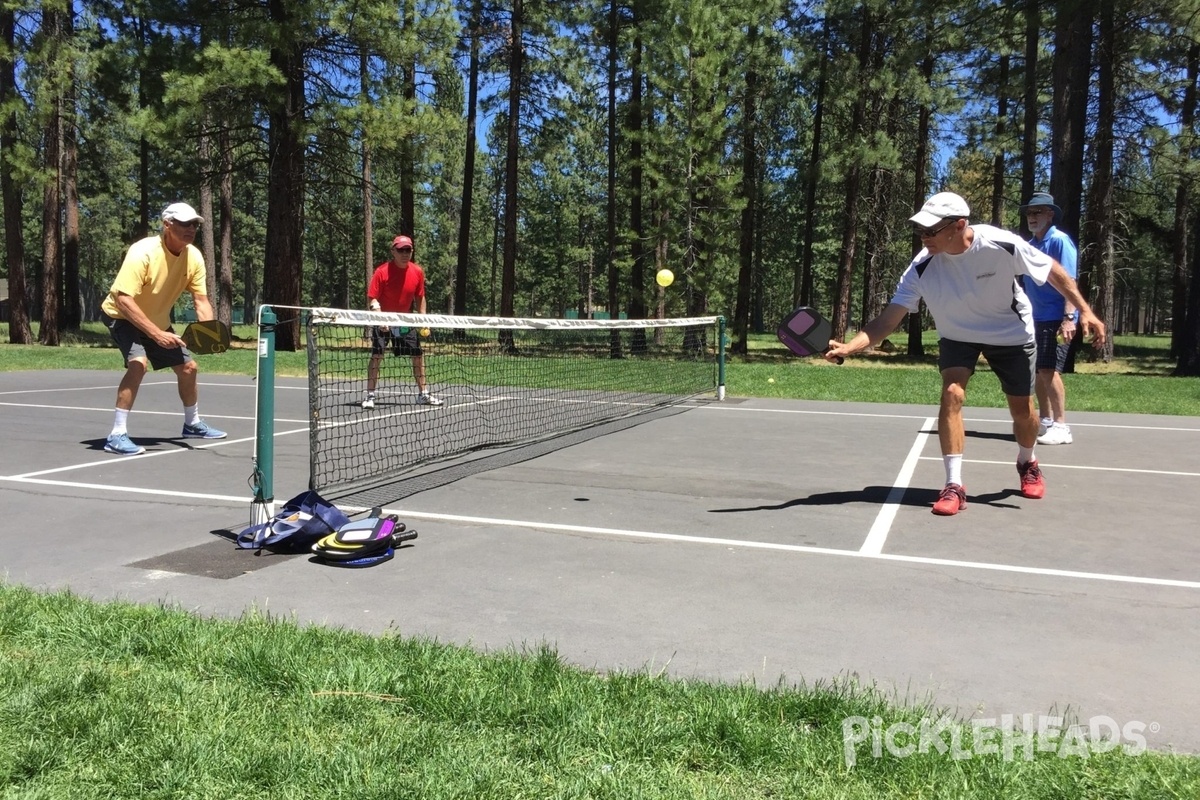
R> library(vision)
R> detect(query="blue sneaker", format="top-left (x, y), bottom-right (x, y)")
top-left (182, 419), bottom-right (227, 440)
top-left (104, 432), bottom-right (145, 455)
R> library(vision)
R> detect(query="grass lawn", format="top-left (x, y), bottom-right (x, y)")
top-left (2, 584), bottom-right (1197, 799)
top-left (2, 322), bottom-right (1199, 797)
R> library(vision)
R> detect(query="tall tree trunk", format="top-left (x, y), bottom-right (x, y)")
top-left (991, 54), bottom-right (1008, 226)
top-left (1, 5), bottom-right (32, 343)
top-left (1172, 43), bottom-right (1199, 361)
top-left (136, 16), bottom-right (149, 238)
top-left (831, 8), bottom-right (873, 341)
top-left (199, 121), bottom-right (217, 306)
top-left (264, 0), bottom-right (305, 350)
top-left (39, 6), bottom-right (63, 346)
top-left (1050, 1), bottom-right (1091, 374)
top-left (732, 25), bottom-right (759, 356)
top-left (863, 100), bottom-right (897, 327)
top-left (499, 0), bottom-right (523, 349)
top-left (1049, 0), bottom-right (1091, 243)
top-left (907, 46), bottom-right (934, 358)
top-left (400, 0), bottom-right (416, 237)
top-left (1175, 44), bottom-right (1200, 375)
top-left (798, 10), bottom-right (829, 309)
top-left (361, 48), bottom-right (374, 295)
top-left (605, 0), bottom-right (621, 356)
top-left (1082, 0), bottom-right (1115, 363)
top-left (455, 0), bottom-right (482, 316)
top-left (61, 5), bottom-right (79, 331)
top-left (628, 8), bottom-right (647, 329)
top-left (1020, 0), bottom-right (1038, 235)
top-left (219, 125), bottom-right (234, 326)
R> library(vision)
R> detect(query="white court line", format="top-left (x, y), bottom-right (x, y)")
top-left (919, 457), bottom-right (1200, 478)
top-left (4, 475), bottom-right (1197, 590)
top-left (0, 382), bottom-right (171, 395)
top-left (371, 508), bottom-right (1200, 591)
top-left (4, 427), bottom-right (309, 480)
top-left (701, 405), bottom-right (1200, 432)
top-left (0, 401), bottom-right (280, 422)
top-left (0, 477), bottom-right (247, 504)
top-left (859, 417), bottom-right (936, 555)
top-left (0, 379), bottom-right (257, 396)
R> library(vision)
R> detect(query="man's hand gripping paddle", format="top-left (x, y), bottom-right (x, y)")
top-left (776, 306), bottom-right (843, 364)
top-left (181, 319), bottom-right (232, 354)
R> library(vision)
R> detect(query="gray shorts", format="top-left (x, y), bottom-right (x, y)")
top-left (938, 338), bottom-right (1036, 397)
top-left (104, 315), bottom-right (193, 370)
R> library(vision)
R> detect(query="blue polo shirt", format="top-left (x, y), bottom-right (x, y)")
top-left (1026, 225), bottom-right (1078, 323)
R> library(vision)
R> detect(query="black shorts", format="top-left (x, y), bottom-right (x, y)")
top-left (938, 338), bottom-right (1036, 397)
top-left (370, 326), bottom-right (423, 357)
top-left (103, 315), bottom-right (193, 370)
top-left (1033, 320), bottom-right (1069, 372)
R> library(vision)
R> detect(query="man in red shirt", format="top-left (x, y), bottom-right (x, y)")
top-left (363, 235), bottom-right (443, 409)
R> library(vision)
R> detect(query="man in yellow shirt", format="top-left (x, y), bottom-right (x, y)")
top-left (100, 202), bottom-right (227, 455)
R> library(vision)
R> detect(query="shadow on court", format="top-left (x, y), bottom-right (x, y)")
top-left (708, 486), bottom-right (1024, 513)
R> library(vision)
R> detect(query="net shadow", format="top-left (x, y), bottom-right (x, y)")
top-left (326, 401), bottom-right (706, 509)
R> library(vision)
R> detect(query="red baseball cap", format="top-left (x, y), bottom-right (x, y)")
top-left (392, 235), bottom-right (414, 250)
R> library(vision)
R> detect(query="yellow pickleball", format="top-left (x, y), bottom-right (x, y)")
top-left (656, 269), bottom-right (674, 287)
top-left (420, 328), bottom-right (431, 337)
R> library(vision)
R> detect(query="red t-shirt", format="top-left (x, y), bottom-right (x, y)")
top-left (367, 260), bottom-right (426, 312)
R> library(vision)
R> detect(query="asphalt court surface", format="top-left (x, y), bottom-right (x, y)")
top-left (2, 369), bottom-right (1199, 752)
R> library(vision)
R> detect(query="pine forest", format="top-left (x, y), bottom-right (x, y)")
top-left (2, 0), bottom-right (1200, 374)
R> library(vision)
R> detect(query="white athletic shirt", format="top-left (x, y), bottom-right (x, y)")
top-left (891, 223), bottom-right (1054, 346)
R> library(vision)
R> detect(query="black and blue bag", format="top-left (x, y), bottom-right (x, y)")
top-left (236, 490), bottom-right (352, 551)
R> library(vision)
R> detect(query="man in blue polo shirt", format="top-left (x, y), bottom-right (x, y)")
top-left (1021, 191), bottom-right (1079, 446)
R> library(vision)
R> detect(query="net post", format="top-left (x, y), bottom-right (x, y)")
top-left (250, 305), bottom-right (277, 525)
top-left (716, 315), bottom-right (727, 401)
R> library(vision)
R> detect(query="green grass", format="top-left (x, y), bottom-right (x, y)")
top-left (2, 584), bottom-right (1197, 799)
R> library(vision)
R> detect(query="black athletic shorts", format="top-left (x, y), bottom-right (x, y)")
top-left (938, 338), bottom-right (1037, 397)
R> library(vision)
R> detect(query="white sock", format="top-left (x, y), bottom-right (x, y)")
top-left (111, 408), bottom-right (130, 437)
top-left (184, 404), bottom-right (200, 426)
top-left (1018, 444), bottom-right (1036, 464)
top-left (943, 454), bottom-right (963, 487)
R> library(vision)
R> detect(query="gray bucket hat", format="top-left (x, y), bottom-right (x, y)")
top-left (1020, 191), bottom-right (1062, 220)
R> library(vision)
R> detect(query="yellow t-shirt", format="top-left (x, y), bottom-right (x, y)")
top-left (101, 235), bottom-right (207, 330)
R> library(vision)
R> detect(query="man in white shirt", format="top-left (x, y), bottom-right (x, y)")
top-left (825, 192), bottom-right (1105, 516)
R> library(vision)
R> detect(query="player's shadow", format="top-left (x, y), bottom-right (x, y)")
top-left (710, 485), bottom-right (1022, 513)
top-left (81, 436), bottom-right (191, 452)
top-left (964, 429), bottom-right (1018, 442)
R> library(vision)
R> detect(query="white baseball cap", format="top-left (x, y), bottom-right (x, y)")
top-left (161, 202), bottom-right (204, 224)
top-left (909, 192), bottom-right (970, 228)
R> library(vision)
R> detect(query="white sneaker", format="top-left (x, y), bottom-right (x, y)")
top-left (1037, 423), bottom-right (1072, 445)
top-left (417, 392), bottom-right (443, 406)
top-left (1037, 417), bottom-right (1052, 436)
top-left (362, 395), bottom-right (375, 409)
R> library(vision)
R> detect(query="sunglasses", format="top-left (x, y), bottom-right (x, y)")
top-left (914, 218), bottom-right (957, 238)
top-left (172, 220), bottom-right (201, 229)
top-left (393, 246), bottom-right (412, 252)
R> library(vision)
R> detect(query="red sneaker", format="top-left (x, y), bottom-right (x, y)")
top-left (1018, 460), bottom-right (1045, 499)
top-left (932, 483), bottom-right (967, 516)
